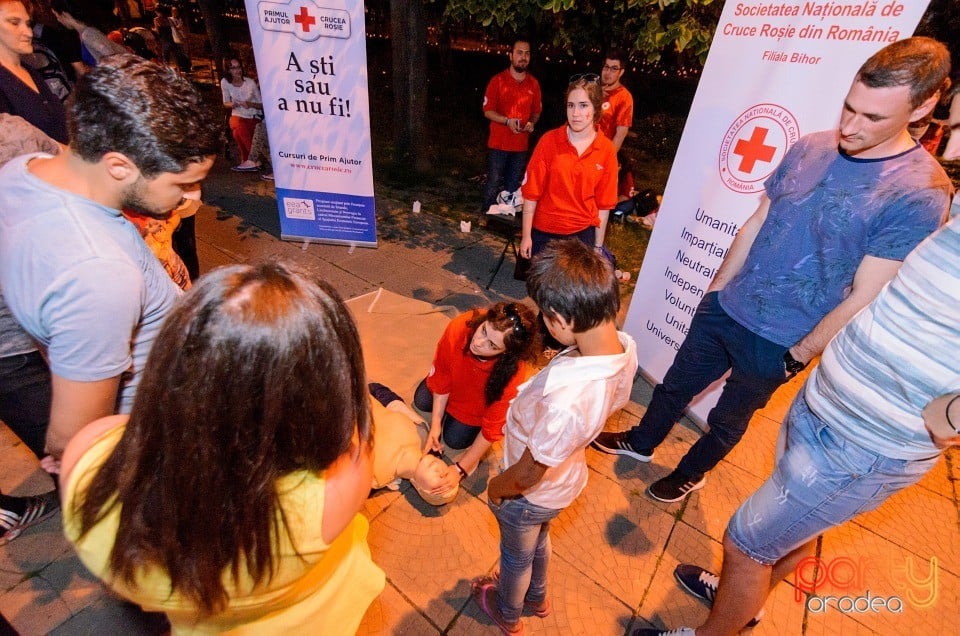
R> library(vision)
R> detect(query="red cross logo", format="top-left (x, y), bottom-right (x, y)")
top-left (294, 6), bottom-right (316, 32)
top-left (733, 127), bottom-right (776, 173)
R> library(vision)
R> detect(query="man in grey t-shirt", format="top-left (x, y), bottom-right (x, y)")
top-left (0, 55), bottom-right (220, 477)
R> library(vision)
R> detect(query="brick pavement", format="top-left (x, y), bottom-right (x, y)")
top-left (0, 162), bottom-right (956, 635)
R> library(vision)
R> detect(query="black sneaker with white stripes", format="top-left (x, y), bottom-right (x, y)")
top-left (674, 564), bottom-right (764, 627)
top-left (646, 469), bottom-right (706, 503)
top-left (0, 491), bottom-right (59, 545)
top-left (631, 627), bottom-right (695, 636)
top-left (591, 431), bottom-right (654, 462)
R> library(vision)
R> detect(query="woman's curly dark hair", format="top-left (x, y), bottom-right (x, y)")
top-left (464, 302), bottom-right (539, 405)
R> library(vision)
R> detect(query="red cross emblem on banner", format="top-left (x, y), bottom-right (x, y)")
top-left (294, 6), bottom-right (316, 32)
top-left (733, 127), bottom-right (776, 173)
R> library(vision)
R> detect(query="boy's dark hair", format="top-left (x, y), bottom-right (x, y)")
top-left (526, 239), bottom-right (619, 332)
top-left (67, 54), bottom-right (222, 177)
top-left (857, 36), bottom-right (951, 108)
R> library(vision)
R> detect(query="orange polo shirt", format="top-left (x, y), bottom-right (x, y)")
top-left (598, 85), bottom-right (634, 143)
top-left (483, 69), bottom-right (542, 152)
top-left (425, 311), bottom-right (528, 442)
top-left (521, 126), bottom-right (619, 235)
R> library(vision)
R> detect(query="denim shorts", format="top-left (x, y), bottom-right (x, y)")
top-left (727, 395), bottom-right (938, 565)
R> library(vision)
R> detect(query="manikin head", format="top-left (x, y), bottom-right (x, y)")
top-left (410, 454), bottom-right (458, 506)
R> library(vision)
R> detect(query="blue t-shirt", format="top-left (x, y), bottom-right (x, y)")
top-left (0, 154), bottom-right (181, 413)
top-left (719, 130), bottom-right (951, 347)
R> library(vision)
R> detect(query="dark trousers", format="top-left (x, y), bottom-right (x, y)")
top-left (413, 379), bottom-right (481, 450)
top-left (172, 215), bottom-right (199, 281)
top-left (482, 149), bottom-right (528, 211)
top-left (530, 226), bottom-right (595, 258)
top-left (0, 351), bottom-right (51, 459)
top-left (628, 292), bottom-right (788, 478)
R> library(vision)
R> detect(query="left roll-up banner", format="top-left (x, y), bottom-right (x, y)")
top-left (245, 0), bottom-right (378, 247)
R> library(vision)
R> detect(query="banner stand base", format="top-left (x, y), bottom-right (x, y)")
top-left (281, 234), bottom-right (378, 249)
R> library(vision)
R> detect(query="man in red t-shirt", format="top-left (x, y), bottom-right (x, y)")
top-left (597, 49), bottom-right (633, 151)
top-left (481, 39), bottom-right (542, 213)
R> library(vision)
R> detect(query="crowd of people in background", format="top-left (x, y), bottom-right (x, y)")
top-left (1, 2), bottom-right (960, 635)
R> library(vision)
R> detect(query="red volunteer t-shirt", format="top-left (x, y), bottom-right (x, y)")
top-left (521, 126), bottom-right (619, 235)
top-left (598, 85), bottom-right (634, 144)
top-left (483, 69), bottom-right (542, 152)
top-left (425, 311), bottom-right (527, 442)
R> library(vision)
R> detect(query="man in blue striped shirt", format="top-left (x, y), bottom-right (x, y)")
top-left (646, 215), bottom-right (960, 636)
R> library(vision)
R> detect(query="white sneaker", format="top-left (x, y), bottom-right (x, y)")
top-left (486, 204), bottom-right (515, 216)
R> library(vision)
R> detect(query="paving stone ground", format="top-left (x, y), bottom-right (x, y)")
top-left (0, 161), bottom-right (956, 635)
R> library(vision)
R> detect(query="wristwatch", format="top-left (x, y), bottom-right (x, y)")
top-left (783, 350), bottom-right (807, 376)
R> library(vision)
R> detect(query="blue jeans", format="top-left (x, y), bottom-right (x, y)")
top-left (727, 395), bottom-right (938, 564)
top-left (628, 291), bottom-right (788, 479)
top-left (489, 497), bottom-right (560, 623)
top-left (413, 379), bottom-right (480, 449)
top-left (0, 351), bottom-right (51, 459)
top-left (482, 149), bottom-right (528, 211)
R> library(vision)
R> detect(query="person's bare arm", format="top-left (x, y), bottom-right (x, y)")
top-left (59, 414), bottom-right (127, 499)
top-left (519, 199), bottom-right (537, 258)
top-left (706, 196), bottom-right (771, 293)
top-left (788, 255), bottom-right (902, 365)
top-left (523, 112), bottom-right (541, 133)
top-left (485, 110), bottom-right (520, 132)
top-left (455, 435), bottom-right (493, 476)
top-left (428, 434), bottom-right (494, 495)
top-left (942, 94), bottom-right (960, 160)
top-left (922, 393), bottom-right (960, 449)
top-left (423, 392), bottom-right (450, 453)
top-left (487, 447), bottom-right (548, 504)
top-left (46, 374), bottom-right (120, 460)
top-left (611, 125), bottom-right (629, 151)
top-left (55, 11), bottom-right (126, 61)
top-left (322, 436), bottom-right (373, 544)
top-left (595, 209), bottom-right (610, 247)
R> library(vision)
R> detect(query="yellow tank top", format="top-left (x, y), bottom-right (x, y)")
top-left (63, 421), bottom-right (385, 635)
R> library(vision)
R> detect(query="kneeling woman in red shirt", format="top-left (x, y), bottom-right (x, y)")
top-left (417, 302), bottom-right (538, 489)
top-left (519, 76), bottom-right (619, 259)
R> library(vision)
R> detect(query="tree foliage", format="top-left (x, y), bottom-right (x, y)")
top-left (439, 0), bottom-right (722, 67)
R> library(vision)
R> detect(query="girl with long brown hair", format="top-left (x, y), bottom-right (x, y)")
top-left (60, 262), bottom-right (384, 633)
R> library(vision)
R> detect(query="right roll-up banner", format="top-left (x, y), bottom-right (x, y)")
top-left (622, 0), bottom-right (932, 425)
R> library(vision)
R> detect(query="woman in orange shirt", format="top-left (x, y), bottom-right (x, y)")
top-left (415, 302), bottom-right (538, 492)
top-left (519, 77), bottom-right (619, 259)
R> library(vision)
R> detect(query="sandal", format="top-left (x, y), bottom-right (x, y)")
top-left (471, 576), bottom-right (524, 635)
top-left (489, 570), bottom-right (551, 617)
